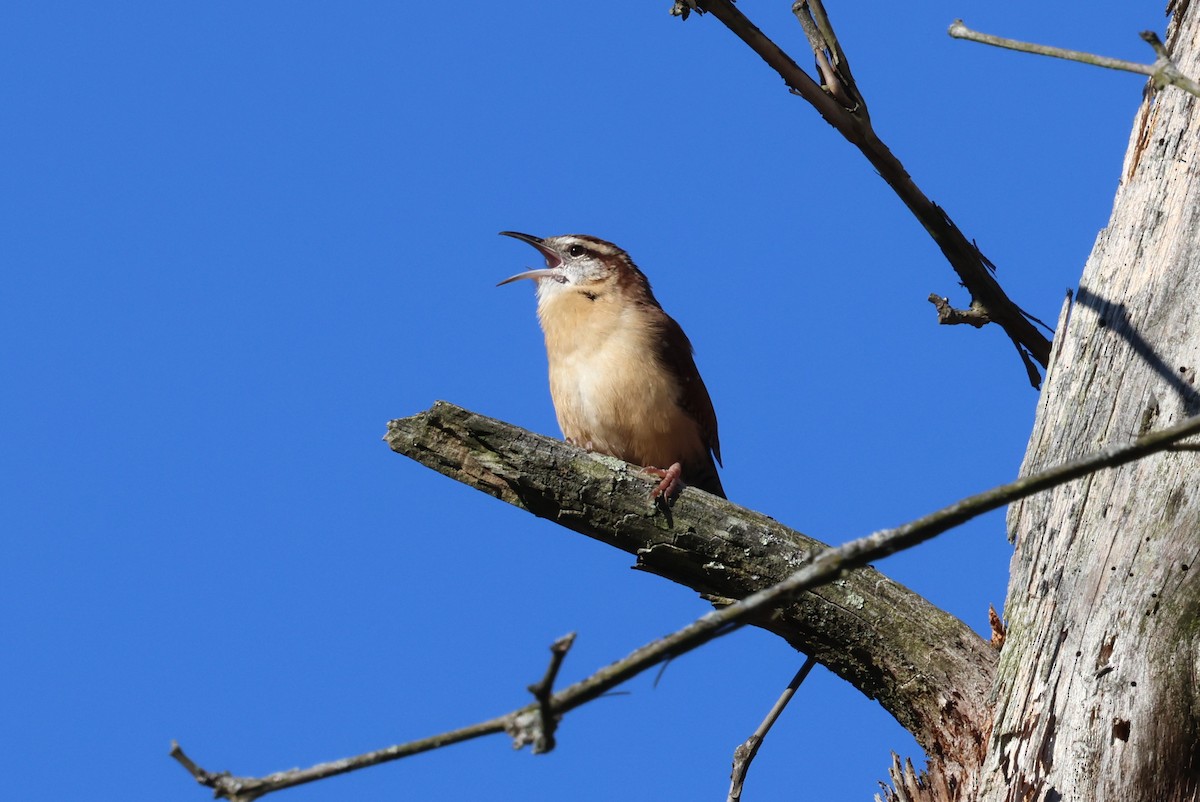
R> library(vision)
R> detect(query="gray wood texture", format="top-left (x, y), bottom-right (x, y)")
top-left (986, 7), bottom-right (1200, 800)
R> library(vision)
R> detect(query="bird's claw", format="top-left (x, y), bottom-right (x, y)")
top-left (645, 462), bottom-right (685, 504)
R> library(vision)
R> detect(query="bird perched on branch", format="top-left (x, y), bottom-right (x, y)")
top-left (498, 231), bottom-right (725, 500)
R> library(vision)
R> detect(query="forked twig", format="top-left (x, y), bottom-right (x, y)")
top-left (524, 632), bottom-right (578, 753)
top-left (949, 21), bottom-right (1200, 97)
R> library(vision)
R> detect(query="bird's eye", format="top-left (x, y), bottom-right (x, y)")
top-left (568, 244), bottom-right (586, 258)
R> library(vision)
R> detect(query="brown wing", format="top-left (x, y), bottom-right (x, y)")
top-left (654, 311), bottom-right (725, 497)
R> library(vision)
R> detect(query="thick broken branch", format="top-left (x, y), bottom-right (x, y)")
top-left (387, 402), bottom-right (997, 769)
top-left (387, 402), bottom-right (1200, 792)
top-left (388, 401), bottom-right (1200, 782)
top-left (175, 403), bottom-right (1200, 799)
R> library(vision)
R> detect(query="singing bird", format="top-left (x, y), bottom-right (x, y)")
top-left (498, 231), bottom-right (725, 500)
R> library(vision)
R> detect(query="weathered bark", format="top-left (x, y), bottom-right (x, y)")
top-left (984, 7), bottom-right (1200, 801)
top-left (387, 403), bottom-right (996, 789)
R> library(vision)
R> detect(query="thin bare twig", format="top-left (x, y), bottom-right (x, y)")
top-left (178, 410), bottom-right (1200, 799)
top-left (172, 716), bottom-right (515, 802)
top-left (948, 21), bottom-right (1200, 98)
top-left (727, 656), bottom-right (818, 802)
top-left (170, 635), bottom-right (577, 801)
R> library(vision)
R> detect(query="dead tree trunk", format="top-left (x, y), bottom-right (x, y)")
top-left (980, 8), bottom-right (1200, 801)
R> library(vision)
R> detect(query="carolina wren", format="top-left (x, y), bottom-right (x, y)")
top-left (498, 231), bottom-right (725, 500)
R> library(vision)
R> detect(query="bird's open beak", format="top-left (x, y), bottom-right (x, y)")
top-left (497, 231), bottom-right (564, 286)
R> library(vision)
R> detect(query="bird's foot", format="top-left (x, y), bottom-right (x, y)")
top-left (644, 462), bottom-right (685, 504)
top-left (566, 436), bottom-right (596, 451)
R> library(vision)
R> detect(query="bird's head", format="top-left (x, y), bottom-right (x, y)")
top-left (497, 231), bottom-right (653, 304)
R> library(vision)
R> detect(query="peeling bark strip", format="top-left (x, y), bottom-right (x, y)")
top-left (386, 402), bottom-right (997, 787)
top-left (994, 6), bottom-right (1200, 802)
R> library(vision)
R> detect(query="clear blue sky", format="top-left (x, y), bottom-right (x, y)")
top-left (3, 3), bottom-right (1157, 800)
